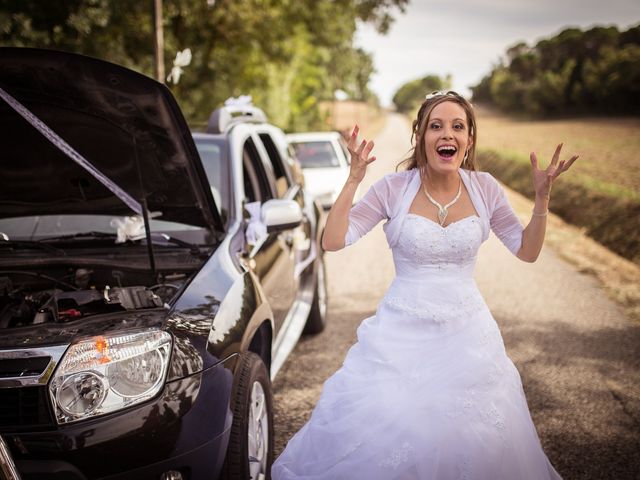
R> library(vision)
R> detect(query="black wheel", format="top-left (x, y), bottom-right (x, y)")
top-left (222, 352), bottom-right (274, 480)
top-left (303, 255), bottom-right (327, 334)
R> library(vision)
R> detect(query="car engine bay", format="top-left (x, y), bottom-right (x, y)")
top-left (0, 267), bottom-right (188, 329)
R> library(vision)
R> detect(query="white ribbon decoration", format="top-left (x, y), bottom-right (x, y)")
top-left (110, 216), bottom-right (147, 243)
top-left (224, 95), bottom-right (253, 107)
top-left (244, 201), bottom-right (267, 245)
top-left (167, 48), bottom-right (192, 85)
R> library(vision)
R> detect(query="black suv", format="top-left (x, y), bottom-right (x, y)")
top-left (0, 48), bottom-right (326, 480)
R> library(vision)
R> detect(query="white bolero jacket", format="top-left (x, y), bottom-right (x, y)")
top-left (345, 167), bottom-right (524, 255)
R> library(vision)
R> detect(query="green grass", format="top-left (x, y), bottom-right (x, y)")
top-left (574, 174), bottom-right (640, 201)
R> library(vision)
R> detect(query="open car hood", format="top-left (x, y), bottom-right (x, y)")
top-left (0, 48), bottom-right (223, 232)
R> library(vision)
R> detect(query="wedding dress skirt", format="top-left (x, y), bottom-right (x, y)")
top-left (272, 214), bottom-right (562, 479)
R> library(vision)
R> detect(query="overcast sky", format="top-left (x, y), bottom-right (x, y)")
top-left (355, 0), bottom-right (640, 106)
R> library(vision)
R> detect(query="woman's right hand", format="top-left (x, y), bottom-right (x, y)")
top-left (347, 125), bottom-right (376, 183)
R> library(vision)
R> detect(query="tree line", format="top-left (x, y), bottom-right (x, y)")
top-left (391, 74), bottom-right (451, 113)
top-left (0, 0), bottom-right (407, 130)
top-left (471, 24), bottom-right (640, 116)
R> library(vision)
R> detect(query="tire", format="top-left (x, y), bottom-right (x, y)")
top-left (222, 352), bottom-right (274, 480)
top-left (303, 255), bottom-right (328, 334)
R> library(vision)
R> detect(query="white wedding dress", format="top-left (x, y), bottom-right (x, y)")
top-left (272, 196), bottom-right (562, 479)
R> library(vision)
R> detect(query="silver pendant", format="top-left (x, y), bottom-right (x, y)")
top-left (437, 207), bottom-right (448, 226)
top-left (423, 177), bottom-right (462, 227)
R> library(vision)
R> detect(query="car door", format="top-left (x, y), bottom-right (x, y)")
top-left (241, 135), bottom-right (296, 334)
top-left (255, 128), bottom-right (314, 283)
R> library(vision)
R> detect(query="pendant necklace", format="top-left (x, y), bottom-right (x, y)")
top-left (423, 177), bottom-right (462, 226)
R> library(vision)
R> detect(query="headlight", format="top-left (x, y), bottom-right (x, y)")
top-left (49, 330), bottom-right (172, 424)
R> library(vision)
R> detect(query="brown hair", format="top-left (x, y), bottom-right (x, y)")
top-left (397, 91), bottom-right (479, 176)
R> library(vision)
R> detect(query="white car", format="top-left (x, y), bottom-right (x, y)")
top-left (286, 131), bottom-right (360, 209)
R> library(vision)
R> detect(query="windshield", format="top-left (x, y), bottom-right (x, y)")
top-left (290, 141), bottom-right (340, 168)
top-left (0, 215), bottom-right (213, 244)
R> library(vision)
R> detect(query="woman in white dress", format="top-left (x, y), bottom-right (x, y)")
top-left (272, 91), bottom-right (579, 480)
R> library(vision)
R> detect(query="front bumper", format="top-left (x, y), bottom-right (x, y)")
top-left (1, 361), bottom-right (234, 480)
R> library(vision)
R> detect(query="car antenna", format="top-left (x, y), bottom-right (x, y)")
top-left (132, 138), bottom-right (157, 277)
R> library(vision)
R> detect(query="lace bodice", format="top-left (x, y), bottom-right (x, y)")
top-left (393, 213), bottom-right (483, 280)
top-left (376, 212), bottom-right (487, 334)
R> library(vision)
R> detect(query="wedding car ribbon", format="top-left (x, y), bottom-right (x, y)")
top-left (0, 85), bottom-right (143, 215)
top-left (110, 216), bottom-right (147, 243)
top-left (244, 201), bottom-right (267, 245)
top-left (224, 95), bottom-right (253, 107)
top-left (166, 48), bottom-right (192, 85)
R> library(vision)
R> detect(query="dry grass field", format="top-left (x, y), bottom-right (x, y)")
top-left (475, 106), bottom-right (640, 200)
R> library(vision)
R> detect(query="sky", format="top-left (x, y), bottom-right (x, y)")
top-left (354, 0), bottom-right (640, 106)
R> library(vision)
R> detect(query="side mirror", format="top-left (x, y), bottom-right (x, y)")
top-left (262, 199), bottom-right (303, 233)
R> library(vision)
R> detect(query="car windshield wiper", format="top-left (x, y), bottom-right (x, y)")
top-left (147, 233), bottom-right (209, 257)
top-left (38, 231), bottom-right (117, 242)
top-left (37, 231), bottom-right (206, 256)
top-left (0, 239), bottom-right (66, 256)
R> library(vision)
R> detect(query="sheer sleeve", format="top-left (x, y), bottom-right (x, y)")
top-left (485, 174), bottom-right (524, 256)
top-left (344, 174), bottom-right (398, 247)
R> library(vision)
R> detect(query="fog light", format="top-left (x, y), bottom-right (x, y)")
top-left (159, 471), bottom-right (183, 480)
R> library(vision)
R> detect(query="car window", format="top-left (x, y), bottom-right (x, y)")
top-left (243, 138), bottom-right (275, 203)
top-left (193, 136), bottom-right (229, 225)
top-left (290, 141), bottom-right (340, 168)
top-left (258, 133), bottom-right (291, 198)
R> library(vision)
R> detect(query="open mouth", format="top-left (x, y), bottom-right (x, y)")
top-left (436, 145), bottom-right (457, 159)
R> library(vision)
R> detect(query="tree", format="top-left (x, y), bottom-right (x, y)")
top-left (0, 0), bottom-right (409, 130)
top-left (392, 74), bottom-right (451, 113)
top-left (471, 23), bottom-right (640, 116)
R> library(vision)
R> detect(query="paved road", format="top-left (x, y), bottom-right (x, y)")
top-left (273, 113), bottom-right (640, 480)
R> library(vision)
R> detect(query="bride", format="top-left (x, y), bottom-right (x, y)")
top-left (272, 91), bottom-right (578, 479)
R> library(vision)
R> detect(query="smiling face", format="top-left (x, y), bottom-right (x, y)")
top-left (423, 100), bottom-right (474, 176)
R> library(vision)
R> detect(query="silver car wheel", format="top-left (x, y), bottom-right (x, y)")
top-left (248, 381), bottom-right (269, 480)
top-left (317, 259), bottom-right (327, 319)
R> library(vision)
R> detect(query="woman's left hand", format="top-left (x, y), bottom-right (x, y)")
top-left (530, 143), bottom-right (579, 199)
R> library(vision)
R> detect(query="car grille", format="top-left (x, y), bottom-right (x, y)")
top-left (0, 386), bottom-right (54, 431)
top-left (0, 355), bottom-right (56, 431)
top-left (0, 356), bottom-right (50, 378)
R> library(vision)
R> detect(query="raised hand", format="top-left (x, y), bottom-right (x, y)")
top-left (529, 143), bottom-right (579, 199)
top-left (347, 125), bottom-right (376, 183)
